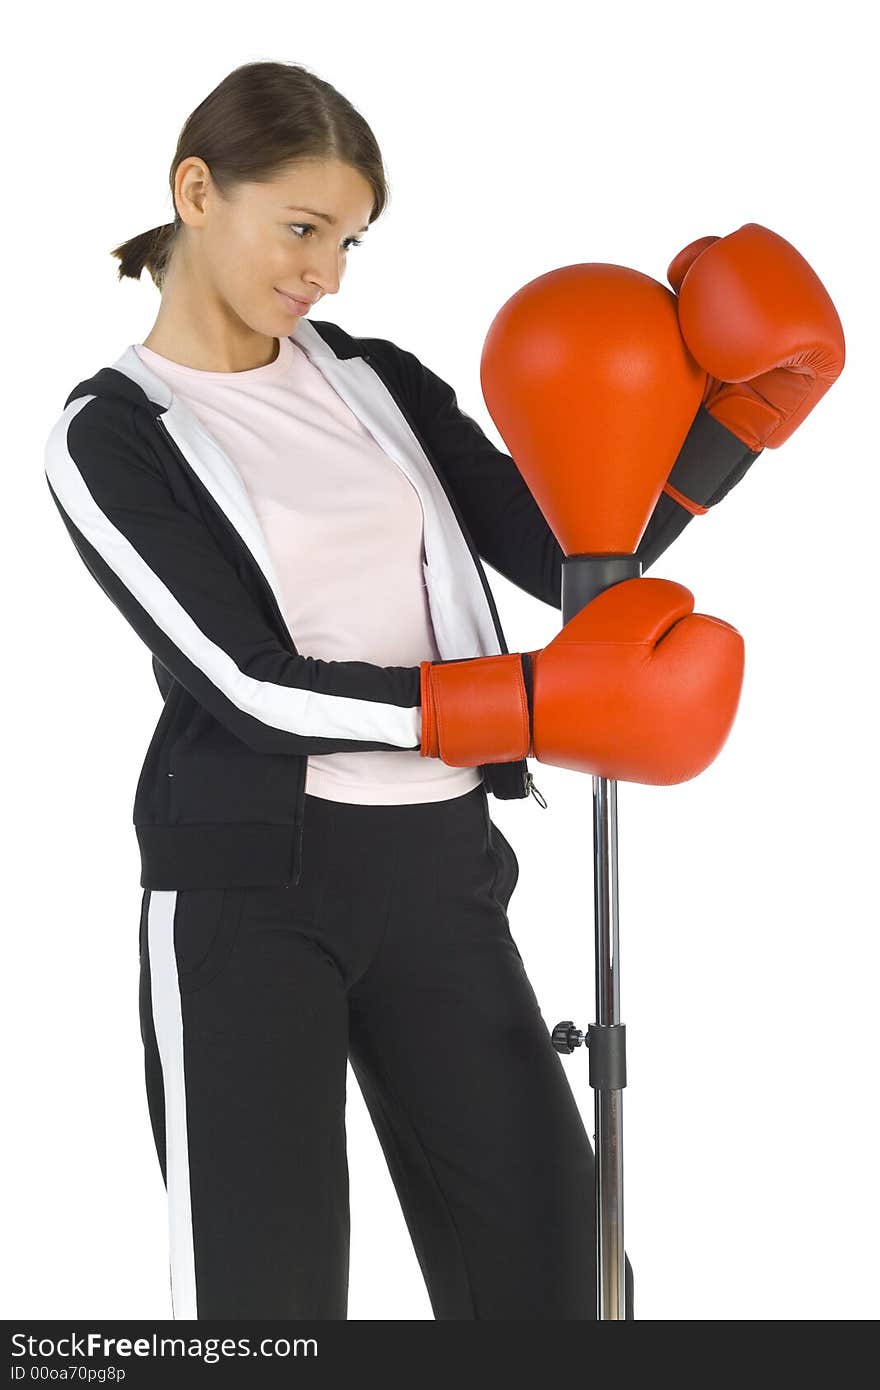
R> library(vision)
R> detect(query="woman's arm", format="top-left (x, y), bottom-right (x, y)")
top-left (45, 393), bottom-right (423, 756)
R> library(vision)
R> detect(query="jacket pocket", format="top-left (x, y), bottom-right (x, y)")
top-left (173, 886), bottom-right (247, 993)
top-left (132, 682), bottom-right (187, 823)
top-left (167, 716), bottom-right (298, 826)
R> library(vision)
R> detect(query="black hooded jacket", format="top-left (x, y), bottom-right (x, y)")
top-left (44, 317), bottom-right (569, 889)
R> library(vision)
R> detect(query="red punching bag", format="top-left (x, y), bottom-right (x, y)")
top-left (480, 262), bottom-right (707, 555)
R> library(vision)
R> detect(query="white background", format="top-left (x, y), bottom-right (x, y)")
top-left (4, 0), bottom-right (877, 1321)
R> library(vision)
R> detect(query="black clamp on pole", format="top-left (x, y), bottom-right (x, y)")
top-left (551, 1020), bottom-right (627, 1092)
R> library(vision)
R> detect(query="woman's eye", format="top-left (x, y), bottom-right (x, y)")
top-left (288, 223), bottom-right (363, 250)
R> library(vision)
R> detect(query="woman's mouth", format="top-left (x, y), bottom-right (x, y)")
top-left (275, 289), bottom-right (313, 314)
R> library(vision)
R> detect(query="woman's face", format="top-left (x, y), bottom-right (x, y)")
top-left (171, 155), bottom-right (375, 339)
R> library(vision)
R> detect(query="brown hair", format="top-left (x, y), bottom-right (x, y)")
top-left (110, 60), bottom-right (391, 291)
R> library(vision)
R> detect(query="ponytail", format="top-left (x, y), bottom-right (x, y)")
top-left (110, 214), bottom-right (180, 290)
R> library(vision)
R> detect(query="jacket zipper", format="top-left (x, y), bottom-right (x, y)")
top-left (519, 652), bottom-right (547, 808)
top-left (524, 770), bottom-right (548, 808)
top-left (361, 353), bottom-right (510, 654)
top-left (360, 353), bottom-right (546, 806)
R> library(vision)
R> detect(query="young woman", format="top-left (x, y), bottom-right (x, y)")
top-left (44, 59), bottom-right (637, 1320)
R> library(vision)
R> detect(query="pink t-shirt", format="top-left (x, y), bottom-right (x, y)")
top-left (133, 334), bottom-right (481, 805)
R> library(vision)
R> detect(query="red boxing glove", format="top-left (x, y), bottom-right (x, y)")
top-left (636, 222), bottom-right (847, 569)
top-left (420, 577), bottom-right (744, 786)
top-left (668, 222), bottom-right (845, 454)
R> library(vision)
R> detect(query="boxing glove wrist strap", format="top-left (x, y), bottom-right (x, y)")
top-left (419, 652), bottom-right (537, 764)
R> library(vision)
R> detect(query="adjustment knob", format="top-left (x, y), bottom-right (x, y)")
top-left (551, 1020), bottom-right (586, 1053)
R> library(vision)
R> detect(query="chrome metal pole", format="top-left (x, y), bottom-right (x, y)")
top-left (593, 773), bottom-right (625, 1319)
top-left (558, 552), bottom-right (638, 1321)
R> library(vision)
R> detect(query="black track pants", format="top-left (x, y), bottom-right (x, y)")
top-left (138, 783), bottom-right (636, 1320)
